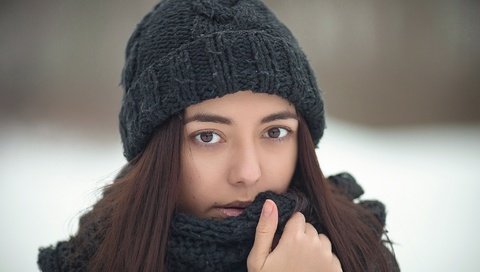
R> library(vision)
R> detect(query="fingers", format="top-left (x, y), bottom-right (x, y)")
top-left (318, 233), bottom-right (332, 252)
top-left (249, 210), bottom-right (343, 272)
top-left (283, 212), bottom-right (306, 236)
top-left (333, 254), bottom-right (343, 272)
top-left (304, 222), bottom-right (318, 237)
top-left (247, 199), bottom-right (279, 270)
top-left (283, 212), bottom-right (318, 238)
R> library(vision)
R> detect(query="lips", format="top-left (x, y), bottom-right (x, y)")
top-left (219, 207), bottom-right (246, 217)
top-left (215, 200), bottom-right (253, 217)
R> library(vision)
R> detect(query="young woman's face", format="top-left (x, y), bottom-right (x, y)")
top-left (178, 91), bottom-right (298, 219)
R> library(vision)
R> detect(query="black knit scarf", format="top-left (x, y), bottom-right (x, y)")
top-left (38, 190), bottom-right (318, 272)
top-left (38, 173), bottom-right (394, 272)
top-left (166, 190), bottom-right (316, 272)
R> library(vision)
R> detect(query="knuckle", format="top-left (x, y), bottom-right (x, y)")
top-left (290, 212), bottom-right (305, 223)
top-left (296, 212), bottom-right (306, 222)
top-left (316, 233), bottom-right (333, 254)
top-left (284, 212), bottom-right (305, 232)
top-left (288, 212), bottom-right (305, 227)
top-left (305, 223), bottom-right (318, 234)
top-left (284, 227), bottom-right (303, 244)
top-left (256, 226), bottom-right (269, 235)
top-left (318, 233), bottom-right (330, 244)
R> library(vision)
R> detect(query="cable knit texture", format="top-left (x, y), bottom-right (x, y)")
top-left (119, 0), bottom-right (325, 161)
top-left (166, 191), bottom-right (303, 271)
top-left (37, 173), bottom-right (398, 271)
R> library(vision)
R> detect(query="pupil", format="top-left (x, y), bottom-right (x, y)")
top-left (200, 132), bottom-right (213, 142)
top-left (268, 128), bottom-right (280, 138)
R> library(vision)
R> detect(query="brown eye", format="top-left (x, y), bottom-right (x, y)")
top-left (268, 128), bottom-right (281, 138)
top-left (200, 132), bottom-right (213, 142)
top-left (265, 127), bottom-right (289, 139)
top-left (194, 131), bottom-right (221, 144)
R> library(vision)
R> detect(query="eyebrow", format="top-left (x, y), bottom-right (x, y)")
top-left (184, 113), bottom-right (232, 125)
top-left (261, 111), bottom-right (298, 124)
top-left (184, 110), bottom-right (298, 125)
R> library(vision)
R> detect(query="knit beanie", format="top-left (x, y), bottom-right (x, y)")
top-left (119, 0), bottom-right (325, 161)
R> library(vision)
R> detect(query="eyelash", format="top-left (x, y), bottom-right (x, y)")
top-left (262, 126), bottom-right (292, 142)
top-left (190, 126), bottom-right (292, 146)
top-left (191, 130), bottom-right (224, 147)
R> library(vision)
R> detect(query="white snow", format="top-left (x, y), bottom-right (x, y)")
top-left (1, 119), bottom-right (479, 271)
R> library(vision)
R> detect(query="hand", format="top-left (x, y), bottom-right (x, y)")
top-left (247, 199), bottom-right (342, 272)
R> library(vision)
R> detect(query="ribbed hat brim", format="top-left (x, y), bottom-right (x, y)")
top-left (120, 30), bottom-right (324, 161)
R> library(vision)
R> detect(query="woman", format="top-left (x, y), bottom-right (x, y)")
top-left (38, 0), bottom-right (399, 271)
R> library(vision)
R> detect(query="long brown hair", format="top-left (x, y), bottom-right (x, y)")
top-left (293, 114), bottom-right (393, 271)
top-left (87, 114), bottom-right (183, 271)
top-left (84, 113), bottom-right (394, 271)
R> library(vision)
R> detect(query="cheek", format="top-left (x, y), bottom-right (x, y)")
top-left (178, 147), bottom-right (227, 215)
top-left (261, 142), bottom-right (297, 191)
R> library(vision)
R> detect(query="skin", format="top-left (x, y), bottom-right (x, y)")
top-left (247, 200), bottom-right (342, 272)
top-left (179, 90), bottom-right (298, 219)
top-left (178, 90), bottom-right (342, 271)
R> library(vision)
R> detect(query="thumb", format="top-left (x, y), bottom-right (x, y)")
top-left (248, 199), bottom-right (279, 270)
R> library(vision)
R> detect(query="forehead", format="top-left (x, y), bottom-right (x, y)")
top-left (184, 91), bottom-right (295, 117)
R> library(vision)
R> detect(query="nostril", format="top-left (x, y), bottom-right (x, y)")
top-left (229, 166), bottom-right (261, 185)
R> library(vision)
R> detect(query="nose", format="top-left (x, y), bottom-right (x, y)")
top-left (227, 141), bottom-right (261, 186)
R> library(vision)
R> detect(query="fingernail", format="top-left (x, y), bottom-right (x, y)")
top-left (262, 199), bottom-right (274, 217)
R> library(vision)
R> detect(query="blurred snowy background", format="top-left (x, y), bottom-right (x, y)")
top-left (1, 0), bottom-right (479, 271)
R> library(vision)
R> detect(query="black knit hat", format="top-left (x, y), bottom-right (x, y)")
top-left (119, 0), bottom-right (325, 161)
